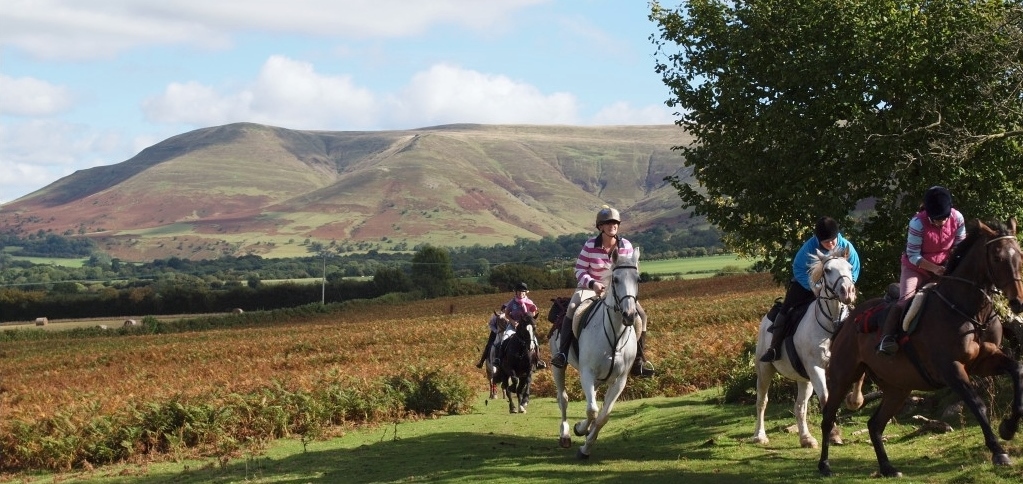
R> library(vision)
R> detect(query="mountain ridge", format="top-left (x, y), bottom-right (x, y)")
top-left (0, 122), bottom-right (698, 260)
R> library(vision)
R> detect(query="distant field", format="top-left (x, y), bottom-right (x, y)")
top-left (643, 253), bottom-right (756, 279)
top-left (9, 255), bottom-right (88, 267)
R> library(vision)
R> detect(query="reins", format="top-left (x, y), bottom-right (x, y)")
top-left (932, 233), bottom-right (1020, 336)
top-left (593, 263), bottom-right (639, 381)
top-left (813, 256), bottom-right (852, 335)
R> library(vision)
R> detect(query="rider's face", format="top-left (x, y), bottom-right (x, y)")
top-left (600, 221), bottom-right (620, 236)
top-left (820, 238), bottom-right (837, 251)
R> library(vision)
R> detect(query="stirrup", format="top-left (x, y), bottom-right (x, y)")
top-left (876, 335), bottom-right (899, 356)
top-left (535, 360), bottom-right (548, 370)
top-left (631, 359), bottom-right (656, 378)
top-left (551, 353), bottom-right (568, 369)
top-left (759, 348), bottom-right (779, 363)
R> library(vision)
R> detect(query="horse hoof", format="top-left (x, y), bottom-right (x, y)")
top-left (800, 437), bottom-right (819, 449)
top-left (576, 449), bottom-right (590, 460)
top-left (559, 437), bottom-right (572, 449)
top-left (999, 419), bottom-right (1018, 441)
top-left (993, 453), bottom-right (1012, 466)
top-left (573, 422), bottom-right (588, 437)
top-left (750, 435), bottom-right (769, 445)
top-left (519, 405), bottom-right (527, 413)
top-left (828, 437), bottom-right (844, 446)
top-left (818, 460), bottom-right (832, 477)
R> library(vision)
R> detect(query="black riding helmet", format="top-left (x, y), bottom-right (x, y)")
top-left (515, 282), bottom-right (528, 292)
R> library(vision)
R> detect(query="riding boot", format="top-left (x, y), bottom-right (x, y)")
top-left (631, 332), bottom-right (656, 377)
top-left (551, 315), bottom-right (574, 368)
top-left (759, 311), bottom-right (788, 362)
top-left (877, 304), bottom-right (902, 356)
top-left (476, 333), bottom-right (496, 368)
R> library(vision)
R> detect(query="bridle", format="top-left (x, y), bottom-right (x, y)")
top-left (932, 233), bottom-right (1021, 332)
top-left (813, 256), bottom-right (853, 335)
top-left (592, 262), bottom-right (640, 381)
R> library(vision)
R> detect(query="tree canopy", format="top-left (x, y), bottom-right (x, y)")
top-left (652, 0), bottom-right (1023, 293)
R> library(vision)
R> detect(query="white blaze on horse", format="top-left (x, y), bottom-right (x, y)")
top-left (752, 248), bottom-right (858, 449)
top-left (550, 248), bottom-right (641, 459)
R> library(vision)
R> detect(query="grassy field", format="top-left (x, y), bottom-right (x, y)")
top-left (6, 273), bottom-right (1021, 482)
top-left (642, 253), bottom-right (756, 278)
top-left (13, 390), bottom-right (1023, 483)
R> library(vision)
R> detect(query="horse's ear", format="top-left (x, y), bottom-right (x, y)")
top-left (1008, 217), bottom-right (1017, 234)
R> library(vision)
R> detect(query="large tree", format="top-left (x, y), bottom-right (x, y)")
top-left (410, 245), bottom-right (455, 298)
top-left (652, 0), bottom-right (1023, 293)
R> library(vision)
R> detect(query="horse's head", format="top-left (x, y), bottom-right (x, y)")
top-left (516, 313), bottom-right (536, 340)
top-left (609, 247), bottom-right (641, 326)
top-left (810, 248), bottom-right (857, 306)
top-left (979, 218), bottom-right (1023, 313)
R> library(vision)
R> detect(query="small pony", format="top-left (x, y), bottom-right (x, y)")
top-left (493, 313), bottom-right (536, 413)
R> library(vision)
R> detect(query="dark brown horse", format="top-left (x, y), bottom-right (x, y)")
top-left (819, 218), bottom-right (1023, 478)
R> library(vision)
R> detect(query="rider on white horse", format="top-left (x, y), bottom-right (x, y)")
top-left (760, 216), bottom-right (862, 362)
top-left (551, 205), bottom-right (655, 377)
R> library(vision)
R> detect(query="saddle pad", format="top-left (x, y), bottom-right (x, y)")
top-left (572, 296), bottom-right (600, 337)
top-left (855, 304), bottom-right (886, 333)
top-left (902, 283), bottom-right (935, 333)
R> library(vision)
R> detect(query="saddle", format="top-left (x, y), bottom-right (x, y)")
top-left (547, 296), bottom-right (571, 339)
top-left (854, 283), bottom-right (934, 335)
top-left (571, 296), bottom-right (603, 338)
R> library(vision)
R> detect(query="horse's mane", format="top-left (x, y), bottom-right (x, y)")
top-left (945, 219), bottom-right (1013, 274)
top-left (808, 247), bottom-right (848, 282)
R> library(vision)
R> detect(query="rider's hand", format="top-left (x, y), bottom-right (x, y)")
top-left (592, 282), bottom-right (605, 296)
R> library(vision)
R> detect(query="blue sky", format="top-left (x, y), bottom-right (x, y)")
top-left (0, 1), bottom-right (677, 204)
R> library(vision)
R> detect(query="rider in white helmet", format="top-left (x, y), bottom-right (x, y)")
top-left (550, 205), bottom-right (655, 377)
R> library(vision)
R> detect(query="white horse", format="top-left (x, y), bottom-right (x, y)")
top-left (751, 248), bottom-right (857, 448)
top-left (550, 248), bottom-right (640, 459)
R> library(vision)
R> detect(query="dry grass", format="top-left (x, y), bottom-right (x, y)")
top-left (0, 274), bottom-right (778, 430)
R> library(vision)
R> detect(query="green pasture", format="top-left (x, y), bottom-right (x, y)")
top-left (8, 255), bottom-right (88, 267)
top-left (30, 388), bottom-right (1023, 483)
top-left (643, 254), bottom-right (756, 279)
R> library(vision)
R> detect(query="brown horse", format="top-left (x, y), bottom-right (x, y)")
top-left (819, 218), bottom-right (1023, 478)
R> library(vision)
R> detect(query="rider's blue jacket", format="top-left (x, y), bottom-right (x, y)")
top-left (792, 234), bottom-right (861, 291)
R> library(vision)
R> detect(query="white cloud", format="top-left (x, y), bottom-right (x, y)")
top-left (0, 0), bottom-right (547, 60)
top-left (142, 57), bottom-right (585, 130)
top-left (590, 101), bottom-right (676, 126)
top-left (0, 74), bottom-right (75, 116)
top-left (0, 120), bottom-right (132, 203)
top-left (392, 64), bottom-right (580, 126)
top-left (142, 56), bottom-right (380, 130)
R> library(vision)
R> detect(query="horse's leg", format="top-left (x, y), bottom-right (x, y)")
top-left (578, 374), bottom-right (629, 459)
top-left (751, 358), bottom-right (776, 444)
top-left (867, 385), bottom-right (911, 478)
top-left (518, 372), bottom-right (531, 413)
top-left (550, 329), bottom-right (573, 449)
top-left (819, 362), bottom-right (866, 477)
top-left (574, 372), bottom-right (599, 445)
top-left (943, 359), bottom-right (1012, 465)
top-left (794, 380), bottom-right (818, 449)
top-left (970, 349), bottom-right (1023, 442)
top-left (505, 375), bottom-right (517, 414)
top-left (844, 373), bottom-right (866, 410)
top-left (807, 364), bottom-right (841, 445)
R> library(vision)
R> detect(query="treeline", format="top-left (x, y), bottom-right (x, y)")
top-left (0, 230), bottom-right (96, 257)
top-left (0, 226), bottom-right (723, 322)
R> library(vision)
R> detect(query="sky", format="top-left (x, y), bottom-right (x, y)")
top-left (0, 0), bottom-right (678, 205)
